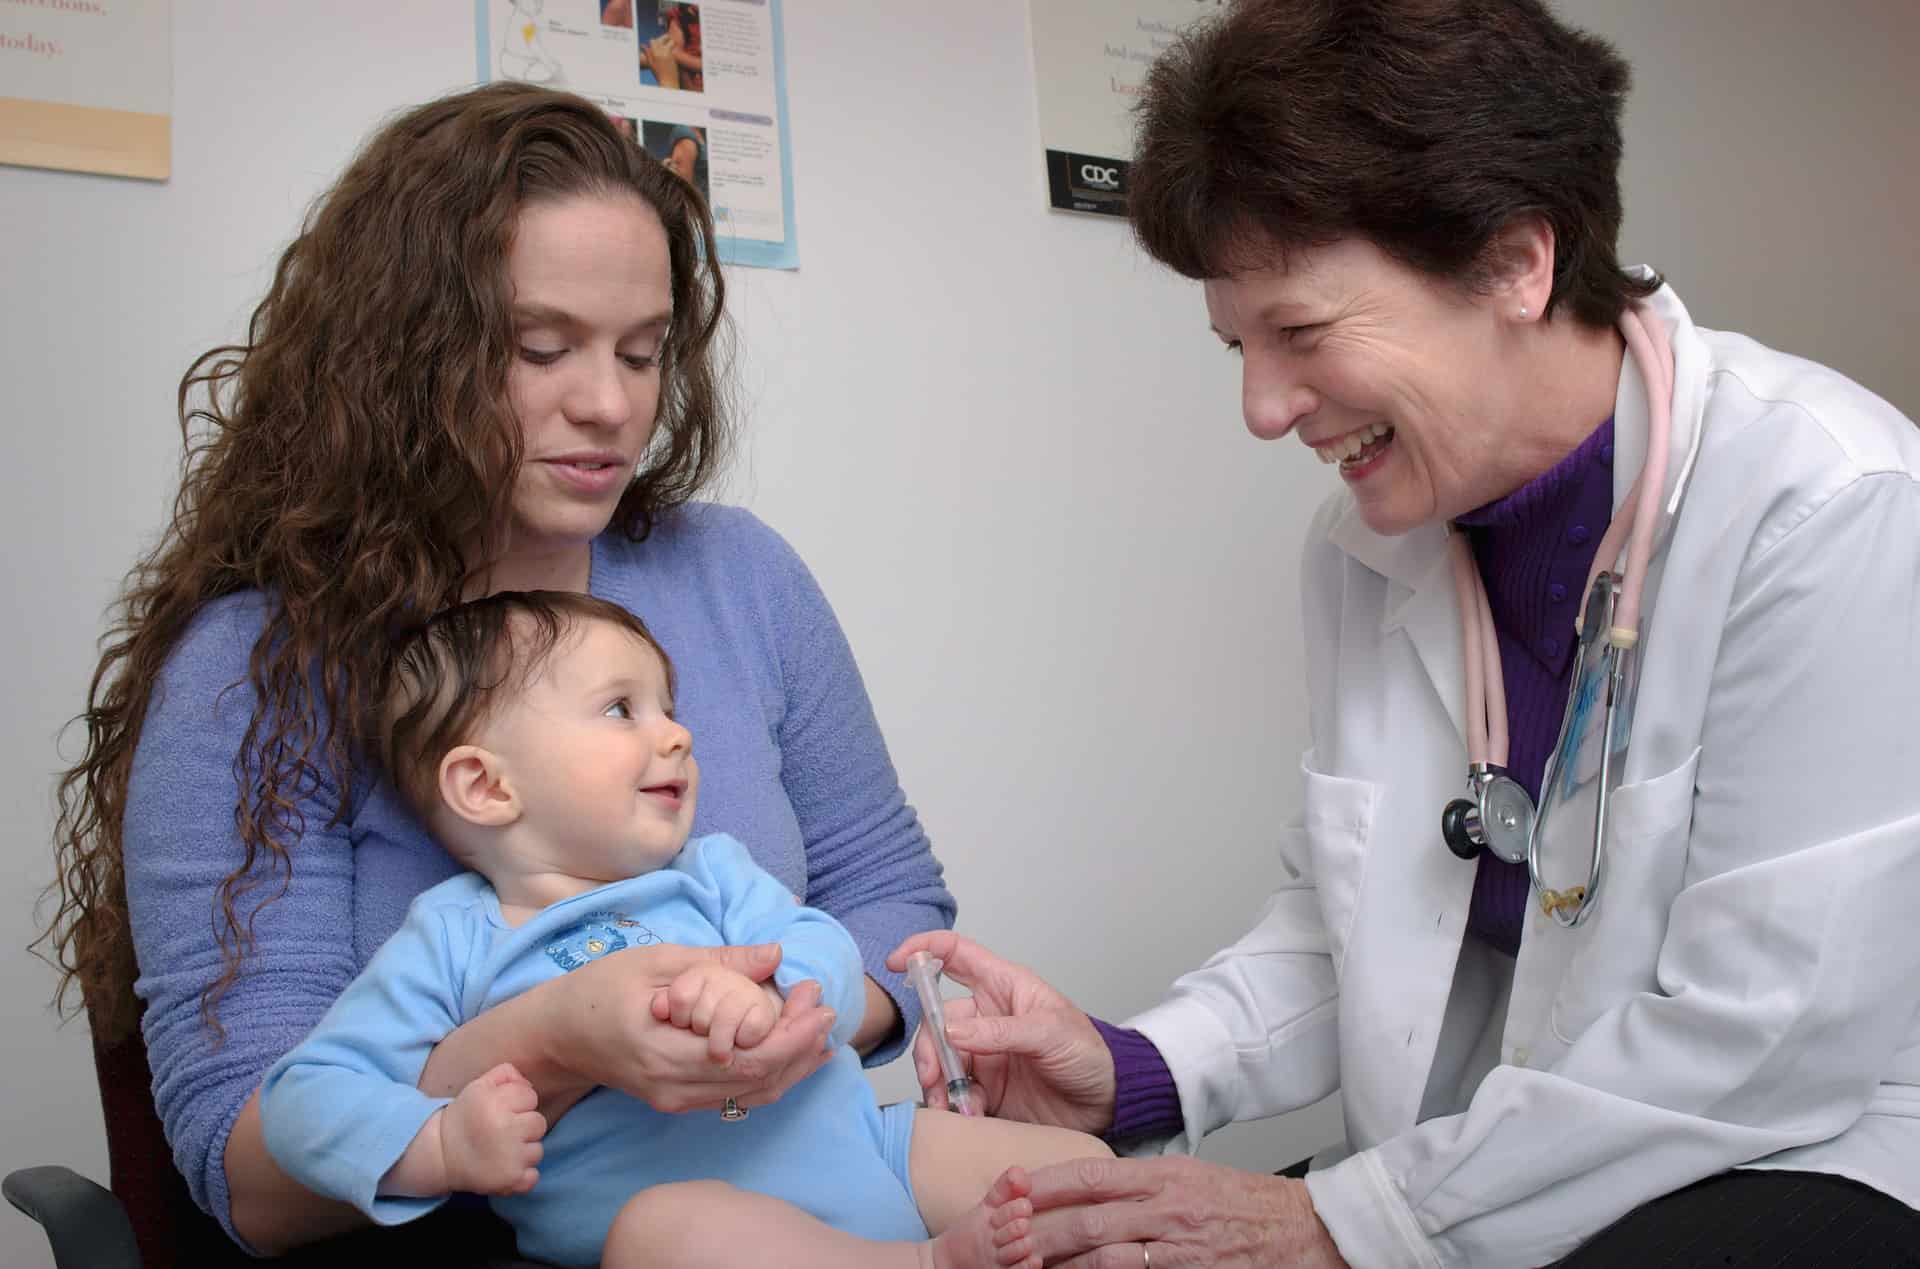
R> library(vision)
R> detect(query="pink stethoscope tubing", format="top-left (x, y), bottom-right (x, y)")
top-left (1446, 302), bottom-right (1675, 924)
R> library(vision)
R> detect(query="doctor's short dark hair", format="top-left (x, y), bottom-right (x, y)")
top-left (378, 591), bottom-right (676, 820)
top-left (1128, 0), bottom-right (1659, 328)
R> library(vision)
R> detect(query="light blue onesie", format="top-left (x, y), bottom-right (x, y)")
top-left (262, 834), bottom-right (926, 1266)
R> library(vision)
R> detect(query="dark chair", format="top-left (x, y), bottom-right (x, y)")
top-left (6, 1022), bottom-right (543, 1268)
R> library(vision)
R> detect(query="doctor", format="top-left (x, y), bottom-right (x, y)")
top-left (893, 1), bottom-right (1920, 1265)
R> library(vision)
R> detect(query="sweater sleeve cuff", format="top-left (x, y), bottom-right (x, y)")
top-left (204, 1094), bottom-right (257, 1254)
top-left (1089, 1016), bottom-right (1184, 1145)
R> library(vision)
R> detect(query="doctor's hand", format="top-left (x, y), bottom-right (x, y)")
top-left (887, 932), bottom-right (1115, 1134)
top-left (1021, 1157), bottom-right (1348, 1269)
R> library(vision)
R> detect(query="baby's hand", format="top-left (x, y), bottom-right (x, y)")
top-left (651, 963), bottom-right (784, 1061)
top-left (442, 1062), bottom-right (545, 1196)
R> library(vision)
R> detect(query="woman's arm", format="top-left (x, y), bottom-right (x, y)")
top-left (852, 978), bottom-right (897, 1056)
top-left (131, 608), bottom-right (547, 1253)
top-left (416, 983), bottom-right (589, 1117)
top-left (224, 1095), bottom-right (367, 1255)
top-left (123, 598), bottom-right (373, 1254)
top-left (417, 940), bottom-right (837, 1117)
top-left (749, 515), bottom-right (958, 1064)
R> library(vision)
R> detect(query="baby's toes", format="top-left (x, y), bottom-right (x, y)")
top-left (992, 1214), bottom-right (1031, 1247)
top-left (994, 1236), bottom-right (1039, 1269)
top-left (989, 1197), bottom-right (1032, 1230)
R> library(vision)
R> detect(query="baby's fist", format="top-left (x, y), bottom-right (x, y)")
top-left (654, 963), bottom-right (783, 1061)
top-left (444, 1062), bottom-right (546, 1196)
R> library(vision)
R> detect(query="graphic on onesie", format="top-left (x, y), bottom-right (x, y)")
top-left (545, 912), bottom-right (658, 971)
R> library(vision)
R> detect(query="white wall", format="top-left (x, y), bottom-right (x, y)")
top-left (1, 3), bottom-right (1913, 1265)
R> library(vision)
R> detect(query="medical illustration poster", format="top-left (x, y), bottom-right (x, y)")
top-left (1026, 0), bottom-right (1224, 217)
top-left (0, 0), bottom-right (171, 180)
top-left (476, 0), bottom-right (798, 270)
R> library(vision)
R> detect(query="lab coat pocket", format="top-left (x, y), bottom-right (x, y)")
top-left (1297, 749), bottom-right (1382, 979)
top-left (1549, 746), bottom-right (1701, 1045)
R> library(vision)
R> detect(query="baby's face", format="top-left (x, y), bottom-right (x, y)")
top-left (489, 618), bottom-right (697, 881)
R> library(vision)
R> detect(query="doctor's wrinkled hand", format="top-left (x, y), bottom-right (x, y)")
top-left (887, 931), bottom-right (1115, 1134)
top-left (1021, 1156), bottom-right (1348, 1269)
top-left (543, 941), bottom-right (834, 1115)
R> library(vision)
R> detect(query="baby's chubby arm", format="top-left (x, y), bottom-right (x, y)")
top-left (379, 1062), bottom-right (546, 1199)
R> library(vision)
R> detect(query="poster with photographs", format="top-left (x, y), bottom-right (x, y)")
top-left (477, 0), bottom-right (797, 269)
top-left (1026, 0), bottom-right (1224, 217)
top-left (0, 0), bottom-right (171, 180)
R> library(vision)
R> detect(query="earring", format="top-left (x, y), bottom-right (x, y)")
top-left (1517, 305), bottom-right (1530, 320)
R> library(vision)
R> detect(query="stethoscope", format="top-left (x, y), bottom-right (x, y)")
top-left (1439, 303), bottom-right (1675, 927)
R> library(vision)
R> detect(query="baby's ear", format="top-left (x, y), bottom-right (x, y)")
top-left (438, 745), bottom-right (521, 828)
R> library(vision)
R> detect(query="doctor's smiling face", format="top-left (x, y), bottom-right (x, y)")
top-left (1207, 236), bottom-right (1547, 537)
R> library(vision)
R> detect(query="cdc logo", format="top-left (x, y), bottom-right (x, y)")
top-left (1050, 148), bottom-right (1128, 215)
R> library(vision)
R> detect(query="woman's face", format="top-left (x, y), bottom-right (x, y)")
top-left (1204, 236), bottom-right (1526, 536)
top-left (503, 193), bottom-right (673, 569)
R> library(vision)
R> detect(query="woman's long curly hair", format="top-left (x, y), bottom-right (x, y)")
top-left (39, 82), bottom-right (732, 1044)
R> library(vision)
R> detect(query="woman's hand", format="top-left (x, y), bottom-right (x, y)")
top-left (887, 931), bottom-right (1116, 1134)
top-left (1020, 1157), bottom-right (1348, 1268)
top-left (421, 941), bottom-right (836, 1123)
top-left (549, 942), bottom-right (834, 1113)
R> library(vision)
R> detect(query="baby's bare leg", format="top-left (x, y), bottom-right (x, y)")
top-left (907, 1108), bottom-right (1114, 1235)
top-left (602, 1176), bottom-right (1038, 1269)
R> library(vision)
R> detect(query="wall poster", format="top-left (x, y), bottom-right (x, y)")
top-left (1027, 0), bottom-right (1223, 217)
top-left (477, 0), bottom-right (798, 269)
top-left (0, 0), bottom-right (171, 181)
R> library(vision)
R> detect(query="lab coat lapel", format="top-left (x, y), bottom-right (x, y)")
top-left (1326, 505), bottom-right (1466, 750)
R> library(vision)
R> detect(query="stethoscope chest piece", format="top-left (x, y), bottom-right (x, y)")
top-left (1441, 764), bottom-right (1534, 864)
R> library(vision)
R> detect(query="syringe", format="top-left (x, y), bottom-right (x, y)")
top-left (905, 950), bottom-right (980, 1116)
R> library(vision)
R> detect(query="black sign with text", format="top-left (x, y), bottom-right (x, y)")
top-left (1045, 148), bottom-right (1128, 217)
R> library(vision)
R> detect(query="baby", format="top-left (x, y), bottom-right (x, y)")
top-left (260, 590), bottom-right (1108, 1268)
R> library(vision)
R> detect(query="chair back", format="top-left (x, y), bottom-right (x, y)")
top-left (92, 1025), bottom-right (249, 1269)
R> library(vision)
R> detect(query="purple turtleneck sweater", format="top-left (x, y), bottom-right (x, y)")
top-left (1095, 419), bottom-right (1616, 1143)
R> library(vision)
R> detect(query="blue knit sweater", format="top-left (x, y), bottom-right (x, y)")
top-left (122, 502), bottom-right (955, 1243)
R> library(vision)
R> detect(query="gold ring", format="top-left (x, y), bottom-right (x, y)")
top-left (720, 1096), bottom-right (748, 1122)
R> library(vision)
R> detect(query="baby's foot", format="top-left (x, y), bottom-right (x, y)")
top-left (927, 1167), bottom-right (1038, 1269)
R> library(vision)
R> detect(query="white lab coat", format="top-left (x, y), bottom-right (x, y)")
top-left (1127, 280), bottom-right (1920, 1267)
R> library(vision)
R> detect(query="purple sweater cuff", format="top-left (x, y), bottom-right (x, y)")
top-left (1090, 1016), bottom-right (1184, 1144)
